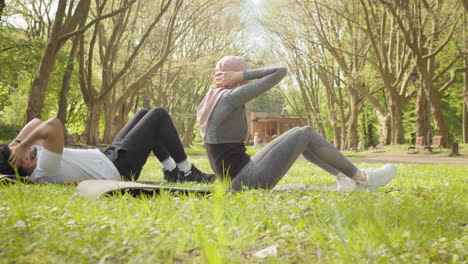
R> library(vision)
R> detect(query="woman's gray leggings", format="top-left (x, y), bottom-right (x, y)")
top-left (230, 126), bottom-right (358, 191)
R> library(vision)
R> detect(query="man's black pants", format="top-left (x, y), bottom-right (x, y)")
top-left (103, 108), bottom-right (187, 180)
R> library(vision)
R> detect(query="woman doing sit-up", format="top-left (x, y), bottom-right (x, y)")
top-left (197, 55), bottom-right (396, 192)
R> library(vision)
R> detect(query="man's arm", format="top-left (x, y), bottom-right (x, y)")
top-left (9, 118), bottom-right (44, 147)
top-left (9, 118), bottom-right (64, 167)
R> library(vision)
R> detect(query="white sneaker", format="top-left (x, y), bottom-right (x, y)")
top-left (356, 163), bottom-right (397, 192)
top-left (336, 175), bottom-right (356, 191)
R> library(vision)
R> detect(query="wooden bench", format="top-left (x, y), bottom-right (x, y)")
top-left (431, 136), bottom-right (443, 152)
top-left (406, 136), bottom-right (443, 153)
top-left (405, 136), bottom-right (427, 153)
top-left (350, 141), bottom-right (364, 152)
top-left (370, 139), bottom-right (386, 152)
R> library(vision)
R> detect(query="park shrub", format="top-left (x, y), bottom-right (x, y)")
top-left (0, 123), bottom-right (21, 141)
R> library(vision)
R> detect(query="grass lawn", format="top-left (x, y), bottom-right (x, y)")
top-left (1, 158), bottom-right (467, 263)
top-left (185, 144), bottom-right (371, 158)
top-left (185, 143), bottom-right (468, 158)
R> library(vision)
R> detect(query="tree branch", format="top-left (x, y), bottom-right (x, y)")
top-left (59, 1), bottom-right (135, 42)
top-left (439, 66), bottom-right (468, 94)
top-left (423, 14), bottom-right (461, 59)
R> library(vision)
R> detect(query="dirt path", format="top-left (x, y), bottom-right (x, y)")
top-left (347, 154), bottom-right (467, 165)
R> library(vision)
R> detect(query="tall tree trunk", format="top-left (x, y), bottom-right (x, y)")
top-left (57, 36), bottom-right (80, 126)
top-left (25, 0), bottom-right (93, 122)
top-left (333, 125), bottom-right (342, 150)
top-left (0, 0), bottom-right (5, 20)
top-left (388, 91), bottom-right (405, 144)
top-left (116, 102), bottom-right (132, 138)
top-left (102, 104), bottom-right (117, 144)
top-left (182, 116), bottom-right (196, 147)
top-left (103, 100), bottom-right (134, 144)
top-left (314, 118), bottom-right (326, 139)
top-left (326, 95), bottom-right (342, 149)
top-left (416, 82), bottom-right (429, 145)
top-left (464, 89), bottom-right (468, 143)
top-left (338, 89), bottom-right (347, 150)
top-left (346, 89), bottom-right (359, 150)
top-left (462, 0), bottom-right (468, 12)
top-left (375, 112), bottom-right (391, 145)
top-left (84, 102), bottom-right (102, 145)
top-left (431, 91), bottom-right (451, 147)
top-left (25, 0), bottom-right (67, 122)
top-left (464, 13), bottom-right (468, 143)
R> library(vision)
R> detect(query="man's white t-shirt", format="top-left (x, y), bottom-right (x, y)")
top-left (30, 146), bottom-right (121, 184)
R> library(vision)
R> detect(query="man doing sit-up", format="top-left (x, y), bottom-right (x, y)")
top-left (0, 108), bottom-right (215, 184)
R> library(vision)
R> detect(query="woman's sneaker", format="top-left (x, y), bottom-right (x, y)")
top-left (163, 168), bottom-right (179, 182)
top-left (179, 165), bottom-right (216, 183)
top-left (356, 163), bottom-right (397, 192)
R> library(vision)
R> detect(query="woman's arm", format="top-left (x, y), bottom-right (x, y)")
top-left (216, 67), bottom-right (287, 106)
top-left (9, 118), bottom-right (44, 147)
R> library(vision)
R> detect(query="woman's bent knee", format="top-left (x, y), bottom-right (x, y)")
top-left (298, 126), bottom-right (321, 141)
top-left (300, 126), bottom-right (316, 135)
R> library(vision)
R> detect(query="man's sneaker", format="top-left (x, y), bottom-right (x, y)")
top-left (356, 163), bottom-right (397, 192)
top-left (336, 175), bottom-right (356, 191)
top-left (179, 165), bottom-right (216, 183)
top-left (163, 168), bottom-right (179, 182)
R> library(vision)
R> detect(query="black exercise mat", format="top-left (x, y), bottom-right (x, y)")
top-left (0, 175), bottom-right (168, 186)
top-left (76, 180), bottom-right (212, 199)
top-left (0, 175), bottom-right (35, 185)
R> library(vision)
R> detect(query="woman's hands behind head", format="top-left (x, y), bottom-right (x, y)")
top-left (214, 71), bottom-right (244, 89)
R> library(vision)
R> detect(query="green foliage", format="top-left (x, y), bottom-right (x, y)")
top-left (0, 158), bottom-right (467, 262)
top-left (280, 86), bottom-right (306, 117)
top-left (357, 102), bottom-right (380, 147)
top-left (403, 97), bottom-right (417, 144)
top-left (0, 123), bottom-right (21, 140)
top-left (1, 0), bottom-right (467, 146)
top-left (0, 27), bottom-right (44, 125)
top-left (248, 88), bottom-right (285, 114)
top-left (0, 24), bottom-right (87, 130)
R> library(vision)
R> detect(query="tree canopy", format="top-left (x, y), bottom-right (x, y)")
top-left (0, 0), bottom-right (466, 147)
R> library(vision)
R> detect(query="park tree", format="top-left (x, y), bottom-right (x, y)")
top-left (56, 33), bottom-right (80, 132)
top-left (312, 50), bottom-right (351, 149)
top-left (3, 0), bottom-right (467, 148)
top-left (359, 0), bottom-right (416, 144)
top-left (461, 8), bottom-right (468, 144)
top-left (264, 0), bottom-right (467, 148)
top-left (1, 0), bottom-right (59, 125)
top-left (379, 0), bottom-right (466, 146)
top-left (5, 0), bottom-right (55, 39)
top-left (77, 0), bottom-right (240, 144)
top-left (270, 28), bottom-right (327, 137)
top-left (301, 0), bottom-right (377, 149)
top-left (264, 0), bottom-right (365, 149)
top-left (145, 1), bottom-right (245, 146)
top-left (77, 0), bottom-right (174, 144)
top-left (462, 0), bottom-right (468, 11)
top-left (25, 0), bottom-right (90, 122)
top-left (0, 0), bottom-right (4, 20)
top-left (24, 0), bottom-right (132, 123)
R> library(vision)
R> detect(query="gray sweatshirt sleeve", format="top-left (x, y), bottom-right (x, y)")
top-left (223, 67), bottom-right (287, 106)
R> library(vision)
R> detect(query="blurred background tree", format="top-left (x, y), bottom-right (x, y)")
top-left (0, 0), bottom-right (466, 148)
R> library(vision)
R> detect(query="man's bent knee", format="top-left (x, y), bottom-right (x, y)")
top-left (149, 107), bottom-right (169, 116)
top-left (135, 109), bottom-right (149, 116)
